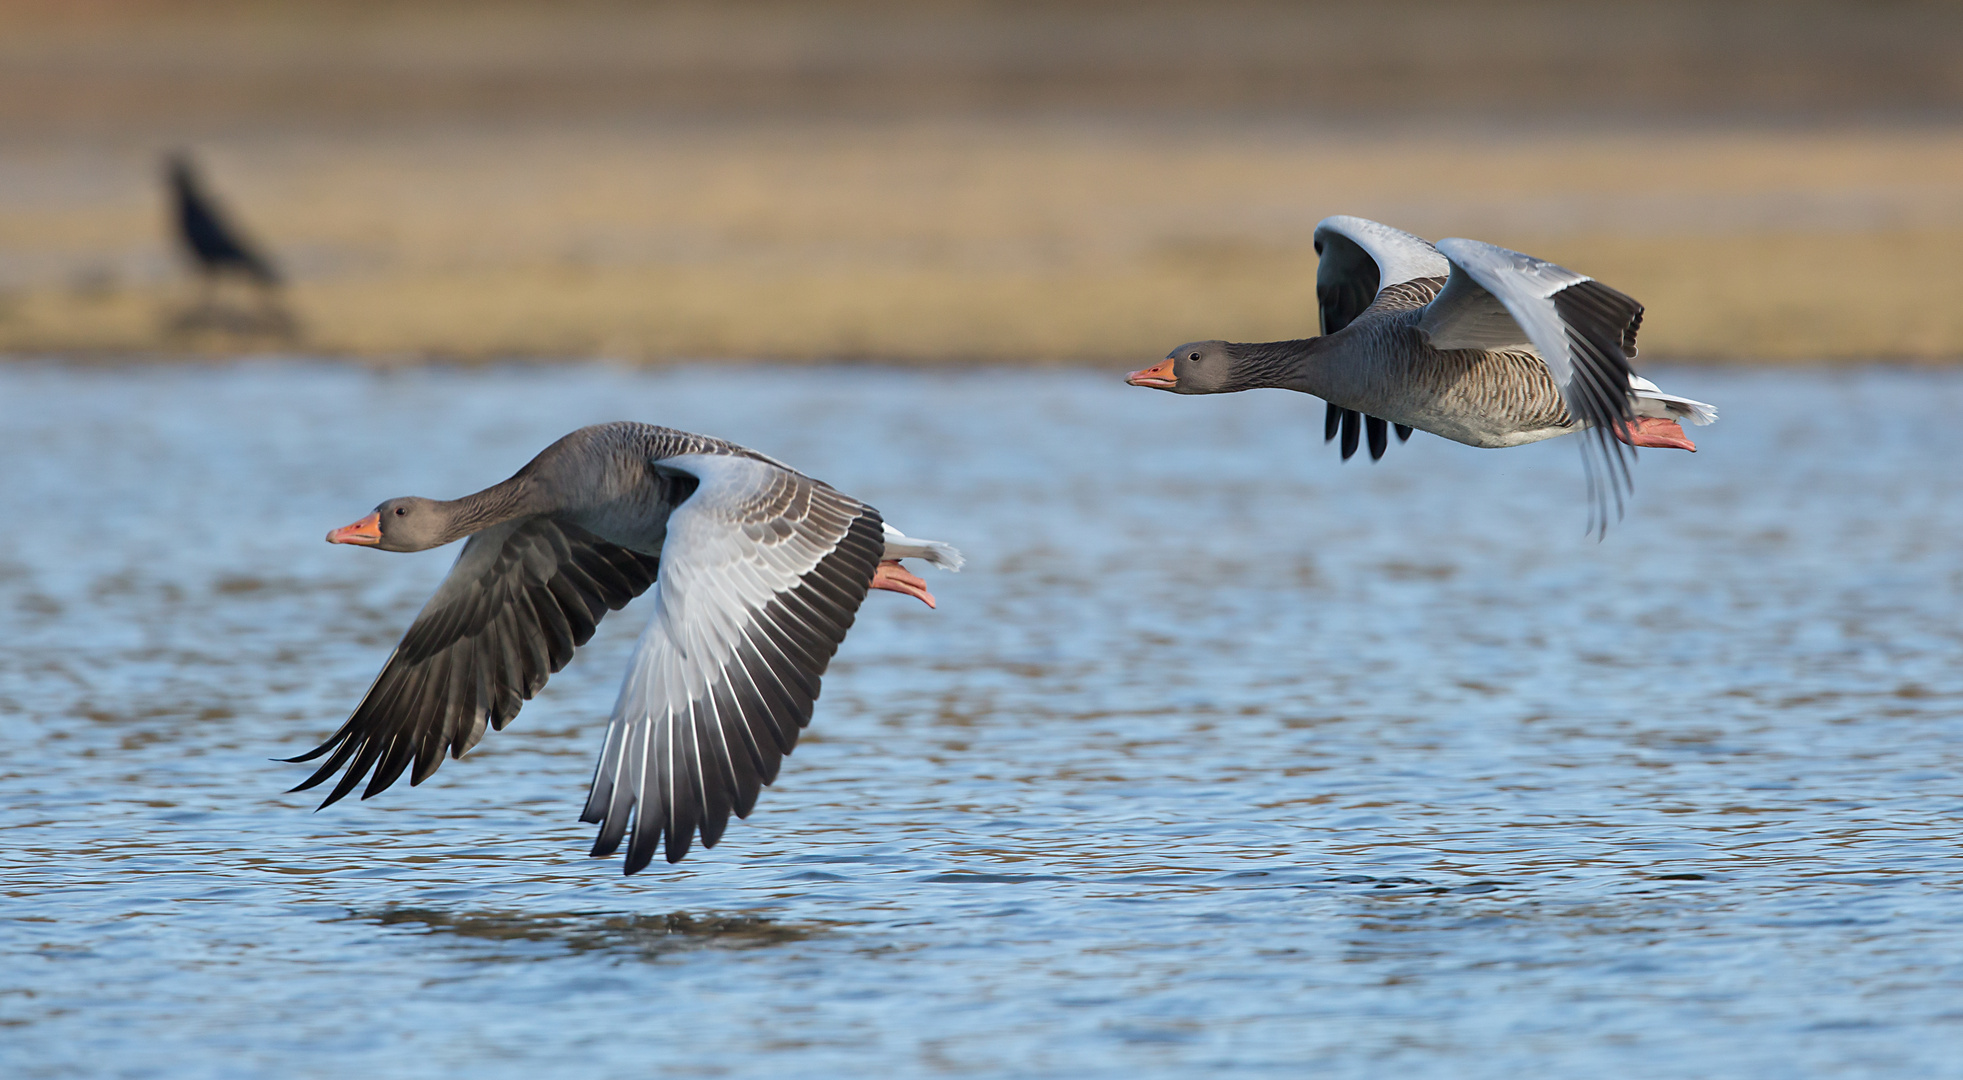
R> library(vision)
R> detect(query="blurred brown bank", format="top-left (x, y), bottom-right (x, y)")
top-left (2, 0), bottom-right (1961, 363)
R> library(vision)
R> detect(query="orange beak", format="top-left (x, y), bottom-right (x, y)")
top-left (1126, 357), bottom-right (1177, 389)
top-left (870, 560), bottom-right (937, 608)
top-left (326, 512), bottom-right (383, 546)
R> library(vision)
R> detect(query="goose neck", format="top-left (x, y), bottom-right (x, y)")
top-left (439, 474), bottom-right (545, 545)
top-left (1228, 337), bottom-right (1328, 394)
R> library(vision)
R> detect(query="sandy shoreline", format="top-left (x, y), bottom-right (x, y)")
top-left (9, 120), bottom-right (1962, 364)
top-left (4, 2), bottom-right (1960, 363)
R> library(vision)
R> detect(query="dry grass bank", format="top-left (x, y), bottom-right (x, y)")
top-left (2, 2), bottom-right (1961, 362)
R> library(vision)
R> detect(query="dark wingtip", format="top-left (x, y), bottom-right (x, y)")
top-left (664, 830), bottom-right (692, 866)
top-left (286, 771), bottom-right (329, 794)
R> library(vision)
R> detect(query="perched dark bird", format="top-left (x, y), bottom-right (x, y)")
top-left (291, 422), bottom-right (963, 874)
top-left (165, 152), bottom-right (281, 288)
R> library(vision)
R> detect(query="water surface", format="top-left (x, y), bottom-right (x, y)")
top-left (4, 363), bottom-right (1962, 1078)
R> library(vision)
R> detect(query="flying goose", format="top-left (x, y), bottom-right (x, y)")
top-left (290, 422), bottom-right (962, 874)
top-left (1127, 215), bottom-right (1717, 530)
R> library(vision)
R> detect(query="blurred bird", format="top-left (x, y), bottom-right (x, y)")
top-left (165, 152), bottom-right (281, 291)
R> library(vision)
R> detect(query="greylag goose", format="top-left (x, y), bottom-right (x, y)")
top-left (1127, 215), bottom-right (1717, 530)
top-left (290, 422), bottom-right (962, 874)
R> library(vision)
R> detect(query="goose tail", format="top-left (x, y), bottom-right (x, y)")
top-left (880, 523), bottom-right (965, 571)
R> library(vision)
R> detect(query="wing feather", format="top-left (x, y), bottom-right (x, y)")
top-left (289, 518), bottom-right (663, 806)
top-left (1425, 238), bottom-right (1646, 533)
top-left (1314, 215), bottom-right (1450, 335)
top-left (585, 454), bottom-right (886, 874)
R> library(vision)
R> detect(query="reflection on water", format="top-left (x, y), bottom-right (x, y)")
top-left (355, 908), bottom-right (820, 960)
top-left (3, 362), bottom-right (1963, 1078)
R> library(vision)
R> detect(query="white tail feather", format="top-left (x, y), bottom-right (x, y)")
top-left (881, 523), bottom-right (965, 571)
top-left (1628, 375), bottom-right (1720, 426)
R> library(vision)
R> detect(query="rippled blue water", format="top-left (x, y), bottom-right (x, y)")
top-left (4, 362), bottom-right (1962, 1078)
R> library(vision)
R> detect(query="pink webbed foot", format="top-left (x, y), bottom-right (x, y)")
top-left (1615, 417), bottom-right (1697, 451)
top-left (870, 560), bottom-right (936, 608)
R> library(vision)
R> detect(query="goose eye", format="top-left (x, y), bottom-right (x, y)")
top-left (1188, 351), bottom-right (1201, 362)
top-left (393, 507), bottom-right (407, 516)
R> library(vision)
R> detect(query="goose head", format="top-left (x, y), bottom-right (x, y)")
top-left (1127, 340), bottom-right (1240, 394)
top-left (326, 497), bottom-right (452, 552)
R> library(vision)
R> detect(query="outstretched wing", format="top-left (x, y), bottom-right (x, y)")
top-left (1313, 216), bottom-right (1448, 461)
top-left (1420, 237), bottom-right (1645, 533)
top-left (582, 454), bottom-right (886, 874)
top-left (1314, 215), bottom-right (1451, 336)
top-left (288, 517), bottom-right (667, 806)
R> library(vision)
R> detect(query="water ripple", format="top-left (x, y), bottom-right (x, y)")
top-left (2, 362), bottom-right (1962, 1078)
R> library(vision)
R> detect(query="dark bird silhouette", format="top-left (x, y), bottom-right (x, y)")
top-left (166, 152), bottom-right (281, 287)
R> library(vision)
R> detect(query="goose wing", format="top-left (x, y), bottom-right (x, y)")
top-left (581, 453), bottom-right (885, 874)
top-left (1313, 216), bottom-right (1449, 461)
top-left (1418, 237), bottom-right (1644, 532)
top-left (288, 516), bottom-right (669, 806)
top-left (1314, 215), bottom-right (1451, 334)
